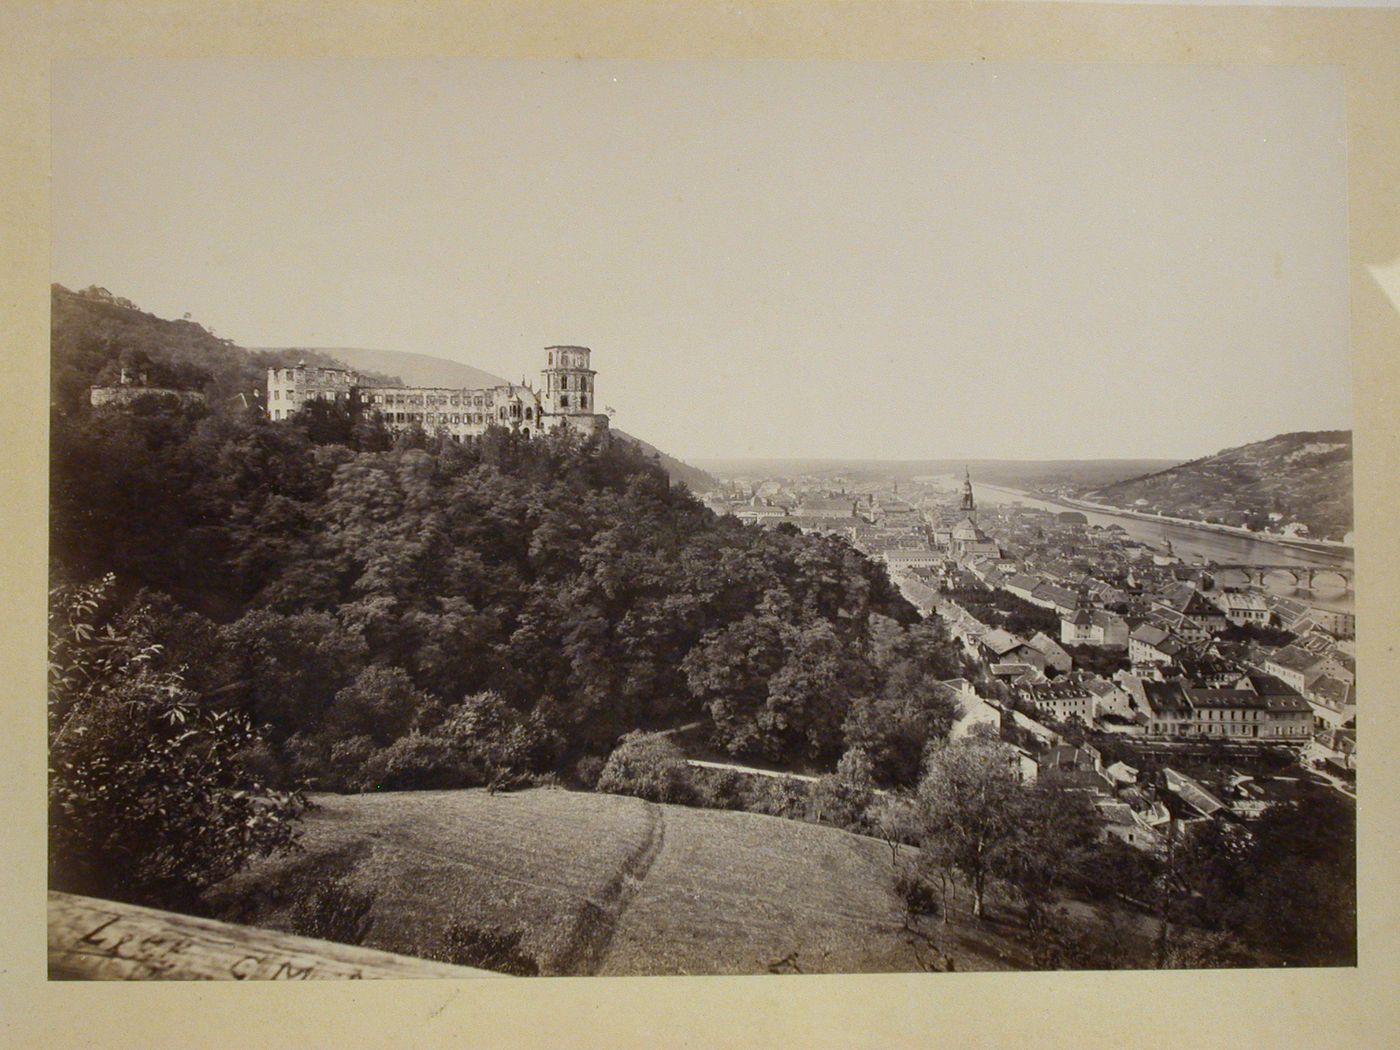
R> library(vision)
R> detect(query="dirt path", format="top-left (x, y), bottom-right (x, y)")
top-left (551, 802), bottom-right (667, 976)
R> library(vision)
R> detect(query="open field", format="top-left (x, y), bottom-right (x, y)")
top-left (209, 788), bottom-right (1044, 975)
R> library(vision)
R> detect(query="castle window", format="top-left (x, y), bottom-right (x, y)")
top-left (560, 394), bottom-right (569, 408)
top-left (580, 395), bottom-right (588, 410)
top-left (561, 375), bottom-right (569, 390)
top-left (273, 389), bottom-right (280, 399)
top-left (525, 407), bottom-right (532, 420)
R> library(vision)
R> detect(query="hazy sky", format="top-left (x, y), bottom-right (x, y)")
top-left (52, 59), bottom-right (1351, 462)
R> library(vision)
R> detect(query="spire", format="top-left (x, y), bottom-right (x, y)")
top-left (960, 467), bottom-right (977, 519)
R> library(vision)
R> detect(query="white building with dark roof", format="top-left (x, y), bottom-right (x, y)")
top-left (266, 345), bottom-right (609, 439)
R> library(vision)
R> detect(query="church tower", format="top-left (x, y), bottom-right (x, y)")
top-left (541, 345), bottom-right (596, 417)
top-left (960, 468), bottom-right (977, 520)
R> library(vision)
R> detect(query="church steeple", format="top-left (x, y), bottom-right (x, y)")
top-left (960, 467), bottom-right (976, 519)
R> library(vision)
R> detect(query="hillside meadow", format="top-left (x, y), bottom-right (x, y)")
top-left (208, 787), bottom-right (1043, 976)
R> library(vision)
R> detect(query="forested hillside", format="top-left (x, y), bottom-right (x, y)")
top-left (50, 286), bottom-right (966, 805)
top-left (1088, 431), bottom-right (1353, 540)
top-left (50, 284), bottom-right (399, 413)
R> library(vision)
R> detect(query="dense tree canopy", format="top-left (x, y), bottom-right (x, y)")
top-left (51, 366), bottom-right (945, 788)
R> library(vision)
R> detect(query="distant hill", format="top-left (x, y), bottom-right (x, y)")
top-left (1088, 431), bottom-right (1353, 541)
top-left (262, 345), bottom-right (718, 493)
top-left (695, 458), bottom-right (1181, 492)
top-left (256, 345), bottom-right (508, 392)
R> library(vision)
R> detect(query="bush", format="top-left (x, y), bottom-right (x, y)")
top-left (437, 691), bottom-right (565, 782)
top-left (693, 767), bottom-right (748, 811)
top-left (894, 867), bottom-right (942, 918)
top-left (742, 776), bottom-right (812, 820)
top-left (437, 920), bottom-right (539, 976)
top-left (48, 578), bottom-right (305, 911)
top-left (573, 755), bottom-right (606, 790)
top-left (287, 876), bottom-right (377, 946)
top-left (325, 665), bottom-right (435, 745)
top-left (809, 747), bottom-right (876, 831)
top-left (357, 732), bottom-right (468, 791)
top-left (595, 731), bottom-right (694, 804)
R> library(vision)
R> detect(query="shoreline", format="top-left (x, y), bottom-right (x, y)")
top-left (978, 483), bottom-right (1354, 566)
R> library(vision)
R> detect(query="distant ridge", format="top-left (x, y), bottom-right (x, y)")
top-left (694, 458), bottom-right (1181, 492)
top-left (259, 345), bottom-right (718, 493)
top-left (253, 346), bottom-right (509, 391)
top-left (1089, 430), bottom-right (1352, 541)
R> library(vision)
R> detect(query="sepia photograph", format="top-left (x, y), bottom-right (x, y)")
top-left (42, 53), bottom-right (1363, 983)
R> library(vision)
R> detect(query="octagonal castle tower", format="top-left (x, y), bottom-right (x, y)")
top-left (539, 345), bottom-right (605, 435)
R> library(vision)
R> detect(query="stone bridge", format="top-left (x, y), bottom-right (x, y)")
top-left (1207, 563), bottom-right (1353, 593)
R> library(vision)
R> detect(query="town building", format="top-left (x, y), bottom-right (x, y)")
top-left (794, 494), bottom-right (860, 519)
top-left (1309, 606), bottom-right (1356, 639)
top-left (1138, 679), bottom-right (1312, 741)
top-left (1163, 767), bottom-right (1228, 819)
top-left (1036, 744), bottom-right (1112, 793)
top-left (1096, 799), bottom-right (1166, 852)
top-left (1024, 679), bottom-right (1099, 725)
top-left (1026, 632), bottom-right (1073, 673)
top-left (1151, 585), bottom-right (1228, 634)
top-left (1263, 645), bottom-right (1328, 695)
top-left (978, 629), bottom-right (1046, 670)
top-left (1060, 609), bottom-right (1129, 648)
top-left (1212, 590), bottom-right (1271, 626)
top-left (265, 345), bottom-right (609, 439)
top-left (1129, 624), bottom-right (1184, 665)
top-left (880, 549), bottom-right (943, 572)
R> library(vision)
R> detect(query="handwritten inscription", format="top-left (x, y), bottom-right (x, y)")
top-left (73, 911), bottom-right (195, 977)
top-left (50, 892), bottom-right (500, 980)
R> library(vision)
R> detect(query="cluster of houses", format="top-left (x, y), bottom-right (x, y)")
top-left (944, 686), bottom-right (1271, 853)
top-left (707, 474), bottom-right (1357, 786)
top-left (912, 518), bottom-right (1355, 797)
top-left (707, 474), bottom-right (1355, 859)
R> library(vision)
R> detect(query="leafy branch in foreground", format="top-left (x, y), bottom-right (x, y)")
top-left (49, 576), bottom-right (306, 911)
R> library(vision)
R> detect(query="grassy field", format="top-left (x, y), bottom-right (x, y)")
top-left (210, 787), bottom-right (1043, 976)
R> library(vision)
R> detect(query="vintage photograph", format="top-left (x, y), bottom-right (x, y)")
top-left (47, 57), bottom-right (1356, 980)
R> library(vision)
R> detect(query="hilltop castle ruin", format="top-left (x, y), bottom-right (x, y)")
top-left (266, 345), bottom-right (609, 440)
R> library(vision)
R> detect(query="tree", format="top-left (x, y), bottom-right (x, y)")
top-left (993, 786), bottom-right (1101, 937)
top-left (1167, 793), bottom-right (1356, 967)
top-left (842, 687), bottom-right (958, 788)
top-left (810, 747), bottom-right (876, 831)
top-left (916, 738), bottom-right (1025, 919)
top-left (324, 664), bottom-right (437, 745)
top-left (595, 731), bottom-right (694, 804)
top-left (762, 619), bottom-right (872, 760)
top-left (48, 577), bottom-right (305, 910)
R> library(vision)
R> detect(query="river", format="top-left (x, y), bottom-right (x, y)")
top-left (970, 482), bottom-right (1354, 613)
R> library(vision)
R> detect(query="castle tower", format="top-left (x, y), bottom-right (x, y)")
top-left (960, 468), bottom-right (977, 520)
top-left (540, 345), bottom-right (596, 418)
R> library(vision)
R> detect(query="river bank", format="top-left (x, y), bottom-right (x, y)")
top-left (1054, 493), bottom-right (1352, 559)
top-left (968, 481), bottom-right (1354, 614)
top-left (975, 483), bottom-right (1352, 568)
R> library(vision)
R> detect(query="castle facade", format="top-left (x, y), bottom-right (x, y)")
top-left (265, 345), bottom-right (608, 440)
